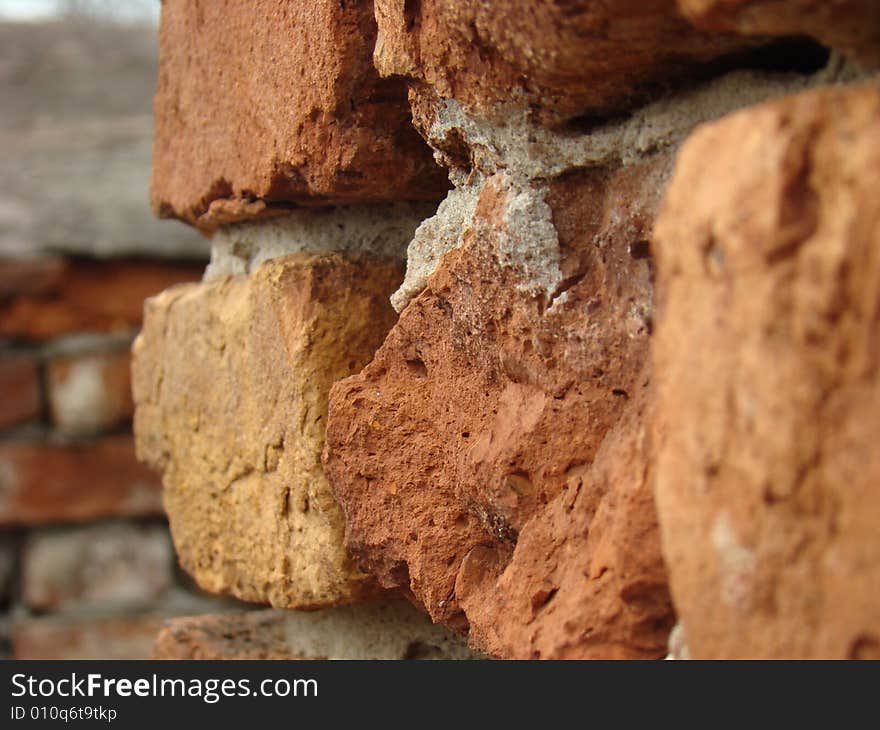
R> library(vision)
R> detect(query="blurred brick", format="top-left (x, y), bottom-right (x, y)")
top-left (0, 435), bottom-right (163, 526)
top-left (0, 533), bottom-right (15, 608)
top-left (47, 348), bottom-right (133, 436)
top-left (22, 522), bottom-right (173, 613)
top-left (11, 614), bottom-right (166, 660)
top-left (0, 258), bottom-right (66, 301)
top-left (152, 604), bottom-right (481, 660)
top-left (0, 259), bottom-right (203, 341)
top-left (0, 353), bottom-right (42, 431)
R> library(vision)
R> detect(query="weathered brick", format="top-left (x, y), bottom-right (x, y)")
top-left (133, 253), bottom-right (403, 608)
top-left (323, 157), bottom-right (673, 657)
top-left (653, 83), bottom-right (880, 659)
top-left (0, 435), bottom-right (163, 526)
top-left (375, 0), bottom-right (751, 125)
top-left (151, 0), bottom-right (447, 231)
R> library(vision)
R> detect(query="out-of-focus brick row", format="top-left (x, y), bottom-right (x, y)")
top-left (0, 254), bottom-right (239, 659)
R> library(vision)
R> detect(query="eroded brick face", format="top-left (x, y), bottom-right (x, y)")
top-left (151, 0), bottom-right (448, 231)
top-left (652, 83), bottom-right (880, 659)
top-left (322, 158), bottom-right (674, 657)
top-left (103, 0), bottom-right (880, 660)
top-left (132, 253), bottom-right (404, 609)
top-left (374, 0), bottom-right (752, 124)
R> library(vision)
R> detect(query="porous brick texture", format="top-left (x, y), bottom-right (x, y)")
top-left (374, 0), bottom-right (752, 125)
top-left (151, 0), bottom-right (447, 231)
top-left (652, 82), bottom-right (880, 659)
top-left (133, 253), bottom-right (403, 608)
top-left (323, 157), bottom-right (673, 657)
top-left (118, 0), bottom-right (880, 662)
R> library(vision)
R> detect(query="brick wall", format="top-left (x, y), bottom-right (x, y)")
top-left (0, 254), bottom-right (249, 658)
top-left (0, 16), bottom-right (233, 660)
top-left (7, 2), bottom-right (880, 660)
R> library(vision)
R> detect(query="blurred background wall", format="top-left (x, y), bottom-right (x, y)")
top-left (0, 0), bottom-right (238, 659)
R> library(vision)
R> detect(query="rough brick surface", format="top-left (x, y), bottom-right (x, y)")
top-left (0, 353), bottom-right (42, 431)
top-left (153, 612), bottom-right (301, 660)
top-left (0, 259), bottom-right (202, 341)
top-left (0, 436), bottom-right (163, 526)
top-left (458, 383), bottom-right (674, 658)
top-left (324, 156), bottom-right (671, 656)
top-left (22, 523), bottom-right (173, 613)
top-left (153, 603), bottom-right (481, 660)
top-left (133, 253), bottom-right (403, 609)
top-left (152, 0), bottom-right (447, 231)
top-left (652, 82), bottom-right (880, 659)
top-left (679, 0), bottom-right (880, 68)
top-left (46, 347), bottom-right (133, 436)
top-left (374, 0), bottom-right (750, 124)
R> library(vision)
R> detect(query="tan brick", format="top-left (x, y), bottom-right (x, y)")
top-left (0, 435), bottom-right (163, 526)
top-left (133, 253), bottom-right (402, 608)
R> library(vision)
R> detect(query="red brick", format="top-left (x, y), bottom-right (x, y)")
top-left (152, 0), bottom-right (447, 230)
top-left (0, 435), bottom-right (163, 526)
top-left (0, 353), bottom-right (42, 430)
top-left (0, 259), bottom-right (203, 341)
top-left (0, 257), bottom-right (66, 300)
